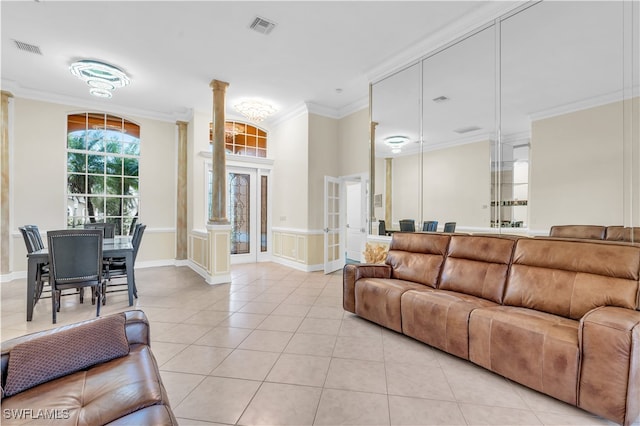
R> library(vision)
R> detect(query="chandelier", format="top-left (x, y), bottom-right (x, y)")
top-left (233, 99), bottom-right (277, 122)
top-left (69, 60), bottom-right (130, 99)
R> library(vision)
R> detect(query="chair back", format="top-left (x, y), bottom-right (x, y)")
top-left (84, 222), bottom-right (116, 238)
top-left (378, 220), bottom-right (387, 236)
top-left (443, 222), bottom-right (457, 233)
top-left (19, 227), bottom-right (38, 253)
top-left (422, 221), bottom-right (438, 232)
top-left (47, 230), bottom-right (103, 285)
top-left (399, 219), bottom-right (416, 232)
top-left (131, 224), bottom-right (146, 262)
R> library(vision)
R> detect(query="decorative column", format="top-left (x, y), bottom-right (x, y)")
top-left (206, 80), bottom-right (231, 285)
top-left (176, 121), bottom-right (188, 261)
top-left (370, 120), bottom-right (378, 227)
top-left (385, 158), bottom-right (392, 226)
top-left (1, 91), bottom-right (12, 276)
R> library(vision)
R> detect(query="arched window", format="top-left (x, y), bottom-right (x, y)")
top-left (210, 121), bottom-right (268, 157)
top-left (66, 113), bottom-right (140, 236)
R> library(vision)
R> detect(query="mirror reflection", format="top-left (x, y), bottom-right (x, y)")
top-left (371, 0), bottom-right (638, 237)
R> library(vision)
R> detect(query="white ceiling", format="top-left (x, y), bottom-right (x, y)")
top-left (1, 1), bottom-right (518, 124)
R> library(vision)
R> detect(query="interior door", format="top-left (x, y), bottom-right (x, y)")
top-left (324, 176), bottom-right (344, 273)
top-left (345, 180), bottom-right (365, 262)
top-left (228, 167), bottom-right (257, 264)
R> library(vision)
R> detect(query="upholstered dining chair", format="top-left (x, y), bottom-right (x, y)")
top-left (19, 226), bottom-right (49, 303)
top-left (84, 222), bottom-right (116, 238)
top-left (47, 229), bottom-right (104, 324)
top-left (378, 220), bottom-right (392, 236)
top-left (443, 222), bottom-right (457, 233)
top-left (422, 221), bottom-right (438, 232)
top-left (103, 224), bottom-right (146, 303)
top-left (399, 219), bottom-right (416, 232)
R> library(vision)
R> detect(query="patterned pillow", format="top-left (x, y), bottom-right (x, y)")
top-left (3, 314), bottom-right (130, 397)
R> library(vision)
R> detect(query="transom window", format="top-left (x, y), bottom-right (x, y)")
top-left (210, 121), bottom-right (268, 158)
top-left (66, 113), bottom-right (140, 236)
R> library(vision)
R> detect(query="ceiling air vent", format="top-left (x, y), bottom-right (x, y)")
top-left (432, 96), bottom-right (450, 103)
top-left (13, 39), bottom-right (42, 55)
top-left (249, 16), bottom-right (276, 35)
top-left (454, 126), bottom-right (482, 134)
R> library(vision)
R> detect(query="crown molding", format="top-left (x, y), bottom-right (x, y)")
top-left (269, 102), bottom-right (309, 127)
top-left (1, 79), bottom-right (193, 123)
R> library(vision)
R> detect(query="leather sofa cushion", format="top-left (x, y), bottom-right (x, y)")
top-left (469, 306), bottom-right (580, 405)
top-left (440, 235), bottom-right (516, 303)
top-left (605, 226), bottom-right (640, 242)
top-left (504, 238), bottom-right (640, 318)
top-left (1, 345), bottom-right (170, 425)
top-left (355, 278), bottom-right (426, 332)
top-left (4, 314), bottom-right (129, 397)
top-left (402, 289), bottom-right (497, 359)
top-left (549, 225), bottom-right (606, 240)
top-left (387, 233), bottom-right (450, 288)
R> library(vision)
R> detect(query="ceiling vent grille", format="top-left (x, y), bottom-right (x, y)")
top-left (454, 126), bottom-right (482, 134)
top-left (13, 39), bottom-right (42, 55)
top-left (249, 16), bottom-right (276, 35)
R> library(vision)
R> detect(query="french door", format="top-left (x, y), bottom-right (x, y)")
top-left (324, 176), bottom-right (344, 273)
top-left (227, 166), bottom-right (270, 264)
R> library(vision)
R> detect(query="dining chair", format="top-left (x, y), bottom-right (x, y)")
top-left (399, 219), bottom-right (416, 232)
top-left (443, 222), bottom-right (457, 233)
top-left (19, 226), bottom-right (49, 303)
top-left (84, 222), bottom-right (116, 238)
top-left (422, 221), bottom-right (438, 232)
top-left (47, 229), bottom-right (104, 324)
top-left (103, 224), bottom-right (146, 303)
top-left (378, 220), bottom-right (392, 236)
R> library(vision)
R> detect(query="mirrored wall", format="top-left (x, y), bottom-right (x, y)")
top-left (371, 0), bottom-right (639, 237)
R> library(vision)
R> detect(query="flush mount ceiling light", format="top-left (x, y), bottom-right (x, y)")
top-left (69, 60), bottom-right (130, 98)
top-left (234, 99), bottom-right (277, 122)
top-left (384, 136), bottom-right (410, 154)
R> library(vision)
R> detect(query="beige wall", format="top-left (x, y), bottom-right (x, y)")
top-left (391, 153), bottom-right (422, 226)
top-left (422, 141), bottom-right (491, 228)
top-left (337, 108), bottom-right (369, 177)
top-left (9, 97), bottom-right (177, 273)
top-left (529, 100), bottom-right (626, 230)
top-left (308, 113), bottom-right (339, 229)
top-left (270, 112), bottom-right (309, 230)
top-left (189, 110), bottom-right (212, 230)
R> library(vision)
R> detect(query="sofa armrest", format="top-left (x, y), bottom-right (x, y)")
top-left (1, 310), bottom-right (150, 391)
top-left (343, 264), bottom-right (392, 313)
top-left (578, 306), bottom-right (640, 426)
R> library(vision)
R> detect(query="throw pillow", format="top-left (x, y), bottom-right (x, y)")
top-left (3, 314), bottom-right (129, 397)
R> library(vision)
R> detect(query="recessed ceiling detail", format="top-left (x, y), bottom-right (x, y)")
top-left (234, 99), bottom-right (277, 122)
top-left (13, 39), bottom-right (42, 55)
top-left (249, 16), bottom-right (276, 35)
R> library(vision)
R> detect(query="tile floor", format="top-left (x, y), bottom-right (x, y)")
top-left (1, 263), bottom-right (622, 425)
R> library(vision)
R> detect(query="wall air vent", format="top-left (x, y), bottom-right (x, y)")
top-left (454, 126), bottom-right (482, 134)
top-left (13, 39), bottom-right (42, 55)
top-left (249, 16), bottom-right (277, 35)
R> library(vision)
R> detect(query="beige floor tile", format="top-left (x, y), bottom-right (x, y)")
top-left (218, 312), bottom-right (267, 329)
top-left (238, 301), bottom-right (280, 315)
top-left (211, 348), bottom-right (280, 380)
top-left (458, 403), bottom-right (543, 425)
top-left (195, 326), bottom-right (252, 348)
top-left (266, 353), bottom-right (331, 387)
top-left (160, 344), bottom-right (232, 375)
top-left (256, 314), bottom-right (304, 332)
top-left (238, 382), bottom-right (322, 425)
top-left (339, 315), bottom-right (383, 338)
top-left (272, 303), bottom-right (311, 317)
top-left (151, 341), bottom-right (189, 366)
top-left (153, 323), bottom-right (214, 344)
top-left (298, 317), bottom-right (342, 335)
top-left (159, 370), bottom-right (206, 406)
top-left (314, 388), bottom-right (390, 425)
top-left (174, 419), bottom-right (227, 426)
top-left (533, 411), bottom-right (617, 425)
top-left (386, 362), bottom-right (455, 401)
top-left (283, 294), bottom-right (318, 305)
top-left (388, 395), bottom-right (466, 425)
top-left (238, 329), bottom-right (294, 352)
top-left (306, 305), bottom-right (345, 319)
top-left (332, 334), bottom-right (384, 362)
top-left (324, 358), bottom-right (387, 394)
top-left (173, 376), bottom-right (260, 424)
top-left (182, 310), bottom-right (231, 326)
top-left (382, 330), bottom-right (440, 367)
top-left (208, 299), bottom-right (247, 312)
top-left (284, 333), bottom-right (337, 357)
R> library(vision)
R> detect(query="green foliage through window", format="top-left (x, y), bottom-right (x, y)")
top-left (66, 113), bottom-right (140, 236)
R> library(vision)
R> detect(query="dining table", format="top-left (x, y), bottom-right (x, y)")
top-left (25, 238), bottom-right (134, 321)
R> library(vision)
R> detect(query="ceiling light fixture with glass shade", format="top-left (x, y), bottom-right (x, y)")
top-left (69, 60), bottom-right (130, 99)
top-left (234, 99), bottom-right (277, 122)
top-left (384, 135), bottom-right (410, 154)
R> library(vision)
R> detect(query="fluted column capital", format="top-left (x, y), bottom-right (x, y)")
top-left (210, 80), bottom-right (229, 92)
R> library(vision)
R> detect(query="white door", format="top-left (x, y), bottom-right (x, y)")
top-left (324, 176), bottom-right (344, 274)
top-left (345, 180), bottom-right (365, 262)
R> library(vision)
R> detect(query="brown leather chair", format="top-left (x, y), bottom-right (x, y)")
top-left (548, 225), bottom-right (606, 240)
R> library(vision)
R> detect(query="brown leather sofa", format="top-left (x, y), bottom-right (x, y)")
top-left (549, 224), bottom-right (640, 242)
top-left (344, 232), bottom-right (640, 426)
top-left (1, 310), bottom-right (177, 425)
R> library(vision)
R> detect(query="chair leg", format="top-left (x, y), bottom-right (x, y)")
top-left (102, 281), bottom-right (107, 305)
top-left (95, 286), bottom-right (102, 317)
top-left (52, 290), bottom-right (58, 324)
top-left (56, 291), bottom-right (61, 312)
top-left (79, 287), bottom-right (84, 304)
